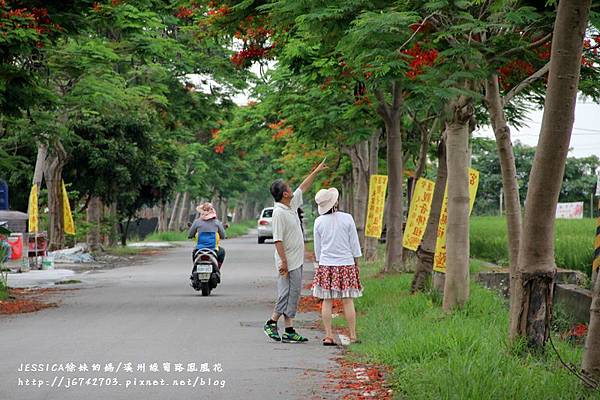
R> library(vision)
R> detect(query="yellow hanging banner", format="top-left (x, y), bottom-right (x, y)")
top-left (403, 178), bottom-right (435, 250)
top-left (433, 168), bottom-right (480, 273)
top-left (365, 175), bottom-right (388, 238)
top-left (62, 181), bottom-right (76, 235)
top-left (28, 184), bottom-right (39, 233)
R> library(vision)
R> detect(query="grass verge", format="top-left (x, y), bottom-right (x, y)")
top-left (143, 220), bottom-right (256, 244)
top-left (226, 220), bottom-right (256, 238)
top-left (144, 231), bottom-right (188, 242)
top-left (347, 259), bottom-right (595, 400)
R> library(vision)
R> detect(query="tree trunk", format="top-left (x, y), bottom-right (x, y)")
top-left (157, 201), bottom-right (168, 232)
top-left (220, 198), bottom-right (228, 224)
top-left (32, 143), bottom-right (47, 187)
top-left (384, 116), bottom-right (404, 272)
top-left (119, 217), bottom-right (132, 246)
top-left (176, 191), bottom-right (190, 230)
top-left (45, 142), bottom-right (67, 251)
top-left (485, 74), bottom-right (522, 306)
top-left (414, 121), bottom-right (431, 181)
top-left (411, 137), bottom-right (447, 293)
top-left (510, 0), bottom-right (591, 347)
top-left (107, 202), bottom-right (118, 247)
top-left (375, 82), bottom-right (404, 273)
top-left (233, 202), bottom-right (243, 224)
top-left (253, 202), bottom-right (261, 220)
top-left (87, 196), bottom-right (102, 252)
top-left (168, 192), bottom-right (181, 231)
top-left (365, 130), bottom-right (381, 261)
top-left (244, 199), bottom-right (255, 221)
top-left (349, 140), bottom-right (369, 250)
top-left (443, 99), bottom-right (473, 311)
top-left (583, 267), bottom-right (600, 381)
top-left (341, 173), bottom-right (353, 214)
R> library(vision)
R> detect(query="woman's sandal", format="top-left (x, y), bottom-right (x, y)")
top-left (322, 337), bottom-right (337, 346)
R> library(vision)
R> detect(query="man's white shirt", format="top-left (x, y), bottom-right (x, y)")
top-left (272, 188), bottom-right (304, 272)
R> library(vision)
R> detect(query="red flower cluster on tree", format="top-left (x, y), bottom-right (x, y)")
top-left (268, 120), bottom-right (292, 140)
top-left (207, 4), bottom-right (230, 18)
top-left (176, 7), bottom-right (194, 19)
top-left (1, 2), bottom-right (59, 43)
top-left (401, 43), bottom-right (438, 79)
top-left (214, 144), bottom-right (225, 154)
top-left (498, 59), bottom-right (536, 90)
top-left (229, 15), bottom-right (274, 68)
top-left (534, 41), bottom-right (551, 61)
top-left (497, 34), bottom-right (600, 92)
top-left (230, 44), bottom-right (273, 67)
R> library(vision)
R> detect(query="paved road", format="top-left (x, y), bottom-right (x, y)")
top-left (0, 233), bottom-right (340, 400)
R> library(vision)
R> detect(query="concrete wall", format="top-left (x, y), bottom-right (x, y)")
top-left (476, 270), bottom-right (593, 324)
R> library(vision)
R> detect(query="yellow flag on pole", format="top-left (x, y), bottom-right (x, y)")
top-left (28, 184), bottom-right (39, 233)
top-left (365, 175), bottom-right (388, 238)
top-left (403, 178), bottom-right (435, 250)
top-left (433, 168), bottom-right (480, 273)
top-left (62, 180), bottom-right (76, 235)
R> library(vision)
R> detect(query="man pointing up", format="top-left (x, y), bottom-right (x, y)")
top-left (263, 159), bottom-right (327, 343)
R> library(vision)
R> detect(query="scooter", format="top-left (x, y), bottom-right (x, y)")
top-left (191, 248), bottom-right (221, 296)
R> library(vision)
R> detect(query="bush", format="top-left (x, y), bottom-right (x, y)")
top-left (0, 246), bottom-right (8, 300)
top-left (0, 281), bottom-right (8, 301)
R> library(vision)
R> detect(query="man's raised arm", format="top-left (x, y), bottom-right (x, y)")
top-left (298, 159), bottom-right (328, 193)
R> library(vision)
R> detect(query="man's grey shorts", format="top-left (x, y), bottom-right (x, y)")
top-left (274, 265), bottom-right (303, 319)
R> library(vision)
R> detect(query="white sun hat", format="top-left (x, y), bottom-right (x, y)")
top-left (315, 188), bottom-right (339, 215)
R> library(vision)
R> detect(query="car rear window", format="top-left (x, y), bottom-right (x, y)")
top-left (262, 209), bottom-right (273, 218)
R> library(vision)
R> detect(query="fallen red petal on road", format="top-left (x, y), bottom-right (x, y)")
top-left (0, 287), bottom-right (74, 315)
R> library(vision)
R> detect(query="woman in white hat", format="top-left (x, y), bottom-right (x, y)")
top-left (312, 188), bottom-right (362, 345)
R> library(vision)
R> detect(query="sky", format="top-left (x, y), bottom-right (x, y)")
top-left (474, 99), bottom-right (600, 159)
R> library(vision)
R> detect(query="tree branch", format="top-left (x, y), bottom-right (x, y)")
top-left (397, 12), bottom-right (439, 53)
top-left (502, 61), bottom-right (550, 105)
top-left (496, 33), bottom-right (552, 60)
top-left (374, 88), bottom-right (391, 121)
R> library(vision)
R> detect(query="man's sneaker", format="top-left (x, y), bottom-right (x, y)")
top-left (282, 331), bottom-right (308, 343)
top-left (263, 322), bottom-right (281, 342)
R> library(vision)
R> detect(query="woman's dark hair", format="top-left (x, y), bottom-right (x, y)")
top-left (270, 179), bottom-right (287, 202)
top-left (324, 205), bottom-right (338, 215)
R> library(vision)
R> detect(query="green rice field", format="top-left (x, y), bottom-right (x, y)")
top-left (470, 216), bottom-right (597, 275)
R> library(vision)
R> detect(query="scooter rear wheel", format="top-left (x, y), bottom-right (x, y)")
top-left (200, 282), bottom-right (211, 296)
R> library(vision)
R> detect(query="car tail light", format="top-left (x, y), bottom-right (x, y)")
top-left (259, 220), bottom-right (269, 225)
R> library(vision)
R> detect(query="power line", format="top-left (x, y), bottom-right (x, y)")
top-left (520, 121), bottom-right (600, 133)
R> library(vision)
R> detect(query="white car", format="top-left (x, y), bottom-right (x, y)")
top-left (257, 207), bottom-right (273, 244)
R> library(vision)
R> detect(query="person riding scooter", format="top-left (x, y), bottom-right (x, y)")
top-left (187, 203), bottom-right (226, 282)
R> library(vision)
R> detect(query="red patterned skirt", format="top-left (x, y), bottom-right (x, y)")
top-left (312, 264), bottom-right (362, 299)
